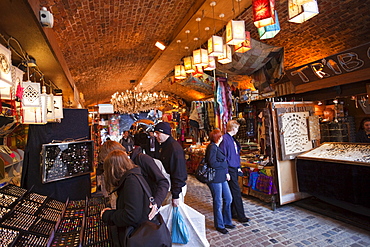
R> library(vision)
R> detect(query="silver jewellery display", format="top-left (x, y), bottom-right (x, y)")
top-left (41, 140), bottom-right (94, 183)
top-left (299, 142), bottom-right (370, 164)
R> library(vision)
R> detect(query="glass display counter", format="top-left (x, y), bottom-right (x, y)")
top-left (296, 142), bottom-right (370, 208)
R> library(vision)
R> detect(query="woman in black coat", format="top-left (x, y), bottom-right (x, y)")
top-left (100, 150), bottom-right (155, 246)
top-left (205, 129), bottom-right (234, 234)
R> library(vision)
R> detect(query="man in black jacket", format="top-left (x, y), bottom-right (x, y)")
top-left (130, 135), bottom-right (169, 208)
top-left (154, 122), bottom-right (187, 207)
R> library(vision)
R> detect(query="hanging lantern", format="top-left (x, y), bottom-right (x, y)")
top-left (253, 0), bottom-right (276, 28)
top-left (235, 31), bottom-right (252, 53)
top-left (288, 0), bottom-right (319, 23)
top-left (183, 56), bottom-right (195, 73)
top-left (208, 35), bottom-right (224, 57)
top-left (53, 95), bottom-right (64, 120)
top-left (218, 45), bottom-right (232, 64)
top-left (193, 49), bottom-right (209, 67)
top-left (204, 56), bottom-right (216, 71)
top-left (258, 11), bottom-right (280, 39)
top-left (174, 65), bottom-right (186, 79)
top-left (40, 86), bottom-right (56, 122)
top-left (3, 65), bottom-right (24, 100)
top-left (192, 66), bottom-right (203, 77)
top-left (21, 81), bottom-right (47, 124)
top-left (0, 44), bottom-right (13, 90)
top-left (226, 20), bottom-right (246, 45)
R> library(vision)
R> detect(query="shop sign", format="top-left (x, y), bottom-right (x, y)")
top-left (286, 42), bottom-right (370, 85)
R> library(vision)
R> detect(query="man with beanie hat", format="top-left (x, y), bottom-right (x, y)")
top-left (154, 122), bottom-right (187, 207)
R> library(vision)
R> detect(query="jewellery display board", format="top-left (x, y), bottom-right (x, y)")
top-left (297, 142), bottom-right (370, 165)
top-left (41, 140), bottom-right (94, 184)
top-left (0, 183), bottom-right (111, 247)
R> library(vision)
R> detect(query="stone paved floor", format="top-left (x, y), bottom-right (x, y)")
top-left (184, 175), bottom-right (370, 247)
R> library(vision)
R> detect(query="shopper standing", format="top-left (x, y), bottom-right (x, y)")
top-left (100, 150), bottom-right (160, 246)
top-left (119, 130), bottom-right (134, 154)
top-left (130, 135), bottom-right (169, 209)
top-left (206, 129), bottom-right (234, 234)
top-left (355, 117), bottom-right (370, 143)
top-left (146, 131), bottom-right (160, 158)
top-left (154, 122), bottom-right (187, 207)
top-left (220, 120), bottom-right (250, 223)
top-left (98, 140), bottom-right (126, 208)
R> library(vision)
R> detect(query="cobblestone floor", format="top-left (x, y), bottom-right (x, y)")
top-left (185, 175), bottom-right (370, 247)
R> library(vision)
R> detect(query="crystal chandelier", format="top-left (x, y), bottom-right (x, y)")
top-left (110, 84), bottom-right (169, 114)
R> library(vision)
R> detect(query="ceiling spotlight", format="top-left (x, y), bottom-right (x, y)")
top-left (155, 41), bottom-right (166, 50)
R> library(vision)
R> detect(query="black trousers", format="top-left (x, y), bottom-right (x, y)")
top-left (227, 167), bottom-right (246, 219)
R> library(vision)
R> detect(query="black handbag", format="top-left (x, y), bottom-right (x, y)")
top-left (195, 158), bottom-right (216, 183)
top-left (125, 173), bottom-right (172, 247)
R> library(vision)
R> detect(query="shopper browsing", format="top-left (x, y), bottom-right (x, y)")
top-left (119, 131), bottom-right (134, 153)
top-left (98, 140), bottom-right (126, 209)
top-left (154, 122), bottom-right (187, 207)
top-left (100, 150), bottom-right (163, 246)
top-left (220, 120), bottom-right (250, 223)
top-left (206, 129), bottom-right (234, 234)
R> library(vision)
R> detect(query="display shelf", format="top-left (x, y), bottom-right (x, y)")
top-left (0, 148), bottom-right (24, 186)
top-left (320, 122), bottom-right (351, 142)
top-left (0, 184), bottom-right (111, 247)
top-left (240, 163), bottom-right (277, 210)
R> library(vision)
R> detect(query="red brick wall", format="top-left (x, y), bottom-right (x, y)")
top-left (239, 0), bottom-right (370, 70)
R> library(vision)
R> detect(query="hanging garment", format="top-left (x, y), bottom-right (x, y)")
top-left (196, 102), bottom-right (205, 130)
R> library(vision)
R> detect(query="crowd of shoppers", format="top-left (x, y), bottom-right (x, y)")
top-left (99, 119), bottom-right (252, 245)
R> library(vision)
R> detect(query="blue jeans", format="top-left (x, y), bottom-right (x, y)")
top-left (207, 181), bottom-right (233, 229)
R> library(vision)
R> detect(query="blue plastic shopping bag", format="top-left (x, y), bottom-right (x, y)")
top-left (171, 207), bottom-right (189, 244)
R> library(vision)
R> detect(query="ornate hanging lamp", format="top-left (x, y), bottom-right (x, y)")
top-left (218, 44), bottom-right (232, 64)
top-left (183, 30), bottom-right (195, 73)
top-left (258, 10), bottom-right (280, 39)
top-left (0, 44), bottom-right (13, 90)
top-left (174, 65), bottom-right (186, 80)
top-left (253, 0), bottom-right (276, 28)
top-left (21, 81), bottom-right (47, 124)
top-left (208, 2), bottom-right (224, 57)
top-left (234, 31), bottom-right (252, 53)
top-left (183, 55), bottom-right (195, 73)
top-left (204, 56), bottom-right (216, 71)
top-left (174, 40), bottom-right (186, 80)
top-left (288, 0), bottom-right (319, 23)
top-left (226, 0), bottom-right (245, 45)
top-left (226, 20), bottom-right (246, 45)
top-left (193, 18), bottom-right (209, 67)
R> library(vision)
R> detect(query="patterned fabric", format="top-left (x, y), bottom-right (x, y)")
top-left (256, 174), bottom-right (277, 195)
top-left (216, 39), bottom-right (284, 94)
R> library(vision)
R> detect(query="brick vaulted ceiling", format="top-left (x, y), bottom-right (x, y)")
top-left (1, 0), bottom-right (369, 109)
top-left (34, 0), bottom-right (252, 107)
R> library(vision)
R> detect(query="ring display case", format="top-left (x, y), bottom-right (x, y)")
top-left (41, 140), bottom-right (94, 184)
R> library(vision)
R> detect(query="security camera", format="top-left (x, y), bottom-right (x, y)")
top-left (40, 7), bottom-right (54, 28)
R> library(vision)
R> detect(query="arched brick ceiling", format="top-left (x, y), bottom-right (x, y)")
top-left (39, 0), bottom-right (202, 106)
top-left (37, 0), bottom-right (252, 107)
